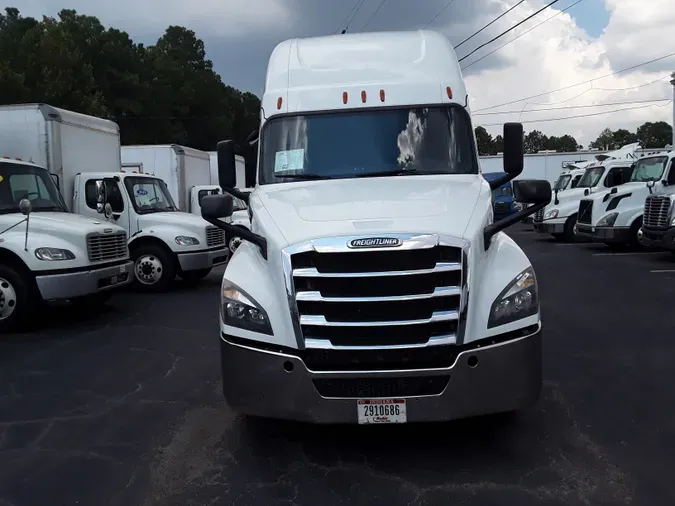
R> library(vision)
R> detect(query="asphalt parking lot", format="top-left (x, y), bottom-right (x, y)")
top-left (1, 223), bottom-right (675, 506)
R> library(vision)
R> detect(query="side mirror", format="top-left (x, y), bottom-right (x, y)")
top-left (95, 180), bottom-right (106, 204)
top-left (19, 198), bottom-right (32, 216)
top-left (610, 187), bottom-right (618, 194)
top-left (201, 193), bottom-right (234, 220)
top-left (96, 203), bottom-right (104, 214)
top-left (513, 179), bottom-right (552, 205)
top-left (584, 189), bottom-right (589, 196)
top-left (488, 123), bottom-right (523, 190)
top-left (104, 202), bottom-right (114, 219)
top-left (247, 129), bottom-right (259, 146)
top-left (217, 140), bottom-right (237, 189)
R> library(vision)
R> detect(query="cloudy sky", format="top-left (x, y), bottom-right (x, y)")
top-left (15, 0), bottom-right (675, 146)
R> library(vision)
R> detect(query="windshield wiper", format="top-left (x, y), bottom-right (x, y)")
top-left (356, 168), bottom-right (419, 178)
top-left (274, 173), bottom-right (332, 180)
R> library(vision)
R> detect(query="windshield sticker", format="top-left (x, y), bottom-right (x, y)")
top-left (136, 189), bottom-right (148, 195)
top-left (274, 149), bottom-right (304, 173)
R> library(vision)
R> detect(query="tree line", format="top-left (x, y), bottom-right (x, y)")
top-left (0, 7), bottom-right (260, 165)
top-left (475, 121), bottom-right (673, 157)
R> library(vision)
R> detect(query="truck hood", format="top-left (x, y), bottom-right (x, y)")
top-left (256, 175), bottom-right (484, 246)
top-left (137, 211), bottom-right (210, 234)
top-left (11, 211), bottom-right (123, 235)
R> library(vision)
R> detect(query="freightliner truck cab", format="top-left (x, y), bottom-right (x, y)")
top-left (200, 30), bottom-right (551, 424)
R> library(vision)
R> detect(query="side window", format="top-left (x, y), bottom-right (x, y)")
top-left (667, 161), bottom-right (675, 186)
top-left (85, 179), bottom-right (124, 212)
top-left (198, 189), bottom-right (219, 206)
top-left (604, 167), bottom-right (626, 188)
top-left (571, 175), bottom-right (581, 188)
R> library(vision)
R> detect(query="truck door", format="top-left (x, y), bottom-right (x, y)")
top-left (81, 177), bottom-right (131, 233)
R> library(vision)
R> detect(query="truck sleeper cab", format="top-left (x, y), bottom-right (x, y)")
top-left (202, 30), bottom-right (551, 424)
top-left (0, 158), bottom-right (132, 331)
top-left (575, 152), bottom-right (675, 246)
top-left (72, 172), bottom-right (229, 291)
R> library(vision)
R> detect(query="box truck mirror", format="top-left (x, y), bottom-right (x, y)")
top-left (19, 198), bottom-right (32, 216)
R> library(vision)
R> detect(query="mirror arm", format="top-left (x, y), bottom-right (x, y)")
top-left (488, 173), bottom-right (515, 191)
top-left (203, 217), bottom-right (267, 260)
top-left (483, 201), bottom-right (549, 251)
top-left (222, 187), bottom-right (249, 204)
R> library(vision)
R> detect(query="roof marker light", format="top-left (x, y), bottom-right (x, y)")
top-left (361, 90), bottom-right (367, 103)
top-left (446, 87), bottom-right (453, 99)
top-left (380, 89), bottom-right (385, 102)
top-left (342, 92), bottom-right (348, 104)
top-left (277, 97), bottom-right (283, 110)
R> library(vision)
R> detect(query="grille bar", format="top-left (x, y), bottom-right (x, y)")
top-left (87, 232), bottom-right (128, 262)
top-left (296, 286), bottom-right (461, 302)
top-left (533, 209), bottom-right (544, 222)
top-left (293, 262), bottom-right (460, 278)
top-left (643, 195), bottom-right (671, 229)
top-left (300, 310), bottom-right (458, 327)
top-left (305, 334), bottom-right (456, 350)
top-left (206, 226), bottom-right (226, 247)
top-left (577, 199), bottom-right (593, 224)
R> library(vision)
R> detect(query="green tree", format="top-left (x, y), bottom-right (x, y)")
top-left (491, 134), bottom-right (503, 155)
top-left (590, 128), bottom-right (615, 150)
top-left (637, 121), bottom-right (673, 148)
top-left (524, 130), bottom-right (548, 154)
top-left (474, 126), bottom-right (493, 156)
top-left (612, 128), bottom-right (638, 148)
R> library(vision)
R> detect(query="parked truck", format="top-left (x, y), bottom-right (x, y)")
top-left (483, 172), bottom-right (516, 220)
top-left (637, 152), bottom-right (675, 251)
top-left (575, 151), bottom-right (674, 246)
top-left (0, 104), bottom-right (133, 331)
top-left (199, 30), bottom-right (551, 424)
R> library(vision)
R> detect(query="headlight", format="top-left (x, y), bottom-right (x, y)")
top-left (34, 247), bottom-right (75, 261)
top-left (597, 212), bottom-right (618, 227)
top-left (221, 279), bottom-right (272, 335)
top-left (544, 209), bottom-right (559, 220)
top-left (488, 267), bottom-right (539, 329)
top-left (175, 236), bottom-right (200, 246)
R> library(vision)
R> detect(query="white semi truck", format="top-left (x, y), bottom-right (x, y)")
top-left (0, 104), bottom-right (133, 331)
top-left (199, 30), bottom-right (551, 424)
top-left (637, 152), bottom-right (675, 252)
top-left (575, 151), bottom-right (674, 246)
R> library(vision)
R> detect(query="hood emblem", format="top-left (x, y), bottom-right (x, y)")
top-left (348, 237), bottom-right (402, 248)
top-left (103, 228), bottom-right (113, 233)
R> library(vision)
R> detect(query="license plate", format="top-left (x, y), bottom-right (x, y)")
top-left (357, 399), bottom-right (406, 424)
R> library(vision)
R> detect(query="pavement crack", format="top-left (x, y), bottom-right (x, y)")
top-left (164, 357), bottom-right (181, 378)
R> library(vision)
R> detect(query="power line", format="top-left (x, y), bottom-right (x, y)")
top-left (337, 0), bottom-right (367, 34)
top-left (361, 0), bottom-right (389, 31)
top-left (477, 101), bottom-right (672, 127)
top-left (455, 0), bottom-right (526, 50)
top-left (424, 0), bottom-right (460, 28)
top-left (472, 98), bottom-right (673, 116)
top-left (458, 0), bottom-right (562, 62)
top-left (473, 52), bottom-right (675, 112)
top-left (460, 0), bottom-right (585, 71)
top-left (334, 0), bottom-right (361, 34)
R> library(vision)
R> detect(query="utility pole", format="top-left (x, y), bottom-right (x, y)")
top-left (671, 71), bottom-right (675, 147)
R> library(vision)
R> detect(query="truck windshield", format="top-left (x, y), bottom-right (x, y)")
top-left (576, 167), bottom-right (604, 188)
top-left (629, 156), bottom-right (668, 182)
top-left (0, 162), bottom-right (68, 214)
top-left (123, 176), bottom-right (178, 214)
top-left (259, 105), bottom-right (478, 184)
top-left (553, 174), bottom-right (571, 191)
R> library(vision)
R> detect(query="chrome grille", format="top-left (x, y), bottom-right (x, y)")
top-left (533, 208), bottom-right (544, 223)
top-left (285, 235), bottom-right (465, 353)
top-left (577, 199), bottom-right (593, 224)
top-left (206, 226), bottom-right (226, 247)
top-left (86, 232), bottom-right (128, 262)
top-left (643, 195), bottom-right (671, 230)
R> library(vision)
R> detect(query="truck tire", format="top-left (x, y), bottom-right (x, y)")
top-left (179, 268), bottom-right (211, 282)
top-left (563, 215), bottom-right (577, 242)
top-left (0, 265), bottom-right (31, 333)
top-left (629, 218), bottom-right (643, 249)
top-left (131, 244), bottom-right (176, 293)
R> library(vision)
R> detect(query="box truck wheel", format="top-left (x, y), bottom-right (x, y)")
top-left (131, 244), bottom-right (176, 292)
top-left (0, 265), bottom-right (31, 332)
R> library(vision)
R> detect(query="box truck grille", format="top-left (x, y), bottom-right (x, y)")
top-left (206, 226), bottom-right (225, 247)
top-left (643, 195), bottom-right (671, 230)
top-left (287, 238), bottom-right (465, 351)
top-left (577, 199), bottom-right (593, 224)
top-left (87, 232), bottom-right (128, 262)
top-left (533, 208), bottom-right (544, 223)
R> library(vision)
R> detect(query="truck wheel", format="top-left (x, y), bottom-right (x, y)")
top-left (0, 265), bottom-right (31, 332)
top-left (563, 215), bottom-right (577, 242)
top-left (179, 268), bottom-right (211, 282)
top-left (132, 245), bottom-right (176, 293)
top-left (629, 218), bottom-right (643, 249)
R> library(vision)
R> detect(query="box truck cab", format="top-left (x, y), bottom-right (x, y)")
top-left (199, 30), bottom-right (551, 424)
top-left (482, 172), bottom-right (516, 220)
top-left (575, 151), bottom-right (674, 246)
top-left (71, 171), bottom-right (229, 291)
top-left (533, 146), bottom-right (639, 241)
top-left (0, 104), bottom-right (134, 331)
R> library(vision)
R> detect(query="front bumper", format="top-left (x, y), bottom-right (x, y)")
top-left (533, 220), bottom-right (564, 234)
top-left (219, 326), bottom-right (542, 424)
top-left (177, 247), bottom-right (229, 271)
top-left (593, 226), bottom-right (630, 244)
top-left (638, 228), bottom-right (675, 250)
top-left (35, 260), bottom-right (133, 301)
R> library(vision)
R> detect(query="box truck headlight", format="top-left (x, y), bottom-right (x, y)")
top-left (597, 212), bottom-right (618, 227)
top-left (221, 279), bottom-right (272, 335)
top-left (175, 236), bottom-right (200, 246)
top-left (544, 209), bottom-right (558, 220)
top-left (488, 267), bottom-right (538, 329)
top-left (34, 247), bottom-right (75, 261)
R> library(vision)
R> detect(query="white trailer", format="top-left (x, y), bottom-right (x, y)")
top-left (0, 103), bottom-right (133, 330)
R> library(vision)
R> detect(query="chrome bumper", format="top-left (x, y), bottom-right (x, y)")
top-left (638, 228), bottom-right (675, 250)
top-left (219, 327), bottom-right (542, 424)
top-left (177, 247), bottom-right (229, 271)
top-left (35, 260), bottom-right (133, 301)
top-left (533, 221), bottom-right (564, 234)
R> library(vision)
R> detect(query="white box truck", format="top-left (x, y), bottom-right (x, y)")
top-left (209, 151), bottom-right (246, 188)
top-left (199, 30), bottom-right (551, 424)
top-left (0, 104), bottom-right (133, 331)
